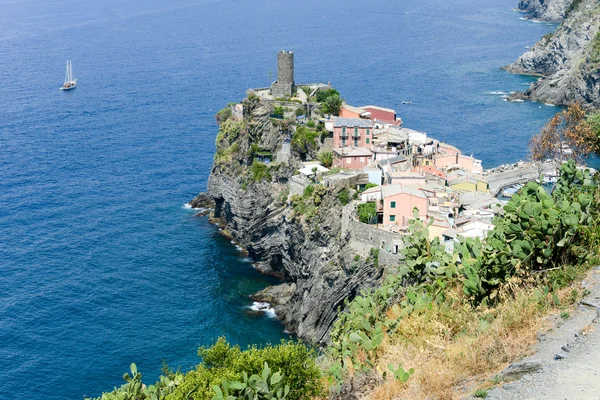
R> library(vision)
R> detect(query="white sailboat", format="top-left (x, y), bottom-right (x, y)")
top-left (60, 60), bottom-right (77, 91)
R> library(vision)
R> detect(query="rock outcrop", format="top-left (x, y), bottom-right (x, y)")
top-left (517, 0), bottom-right (574, 22)
top-left (193, 98), bottom-right (386, 344)
top-left (505, 0), bottom-right (600, 108)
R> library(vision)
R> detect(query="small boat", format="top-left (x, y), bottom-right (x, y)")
top-left (401, 101), bottom-right (413, 105)
top-left (60, 60), bottom-right (77, 91)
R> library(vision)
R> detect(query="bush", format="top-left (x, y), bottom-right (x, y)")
top-left (273, 106), bottom-right (285, 117)
top-left (315, 88), bottom-right (340, 103)
top-left (170, 338), bottom-right (322, 400)
top-left (250, 161), bottom-right (271, 182)
top-left (357, 203), bottom-right (377, 224)
top-left (306, 120), bottom-right (316, 128)
top-left (318, 151), bottom-right (333, 168)
top-left (291, 126), bottom-right (319, 156)
top-left (295, 107), bottom-right (305, 117)
top-left (337, 189), bottom-right (350, 206)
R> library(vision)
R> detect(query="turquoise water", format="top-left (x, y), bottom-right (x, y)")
top-left (0, 0), bottom-right (559, 399)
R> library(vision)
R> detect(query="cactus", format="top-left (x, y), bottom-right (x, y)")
top-left (386, 364), bottom-right (414, 383)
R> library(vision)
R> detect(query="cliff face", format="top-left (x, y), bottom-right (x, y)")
top-left (506, 0), bottom-right (600, 108)
top-left (518, 0), bottom-right (573, 22)
top-left (194, 99), bottom-right (385, 344)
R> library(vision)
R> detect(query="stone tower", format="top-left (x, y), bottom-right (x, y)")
top-left (271, 50), bottom-right (295, 98)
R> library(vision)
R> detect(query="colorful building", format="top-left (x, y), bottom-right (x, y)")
top-left (381, 184), bottom-right (428, 228)
top-left (332, 117), bottom-right (374, 148)
top-left (332, 147), bottom-right (373, 169)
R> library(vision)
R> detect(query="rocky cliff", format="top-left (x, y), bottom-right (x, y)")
top-left (518, 0), bottom-right (573, 22)
top-left (191, 97), bottom-right (385, 345)
top-left (505, 0), bottom-right (600, 108)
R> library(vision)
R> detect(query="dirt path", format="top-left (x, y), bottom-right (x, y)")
top-left (485, 267), bottom-right (600, 400)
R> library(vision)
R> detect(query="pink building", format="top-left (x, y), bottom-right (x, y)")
top-left (332, 147), bottom-right (373, 169)
top-left (361, 105), bottom-right (401, 125)
top-left (332, 118), bottom-right (374, 148)
top-left (435, 154), bottom-right (483, 174)
top-left (381, 184), bottom-right (428, 228)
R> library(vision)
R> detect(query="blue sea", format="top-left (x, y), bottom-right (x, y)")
top-left (0, 0), bottom-right (558, 398)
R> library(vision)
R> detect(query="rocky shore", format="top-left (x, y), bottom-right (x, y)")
top-left (517, 0), bottom-right (573, 23)
top-left (505, 0), bottom-right (600, 108)
top-left (191, 101), bottom-right (385, 345)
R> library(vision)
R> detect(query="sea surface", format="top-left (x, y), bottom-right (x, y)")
top-left (0, 0), bottom-right (559, 398)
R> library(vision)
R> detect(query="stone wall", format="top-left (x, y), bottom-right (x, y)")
top-left (342, 203), bottom-right (404, 267)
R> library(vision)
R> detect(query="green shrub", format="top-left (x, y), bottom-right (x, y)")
top-left (171, 338), bottom-right (322, 400)
top-left (295, 107), bottom-right (305, 117)
top-left (291, 127), bottom-right (319, 156)
top-left (273, 106), bottom-right (285, 117)
top-left (357, 203), bottom-right (377, 224)
top-left (250, 161), bottom-right (271, 182)
top-left (216, 106), bottom-right (233, 124)
top-left (337, 189), bottom-right (350, 206)
top-left (318, 151), bottom-right (333, 168)
top-left (306, 120), bottom-right (316, 128)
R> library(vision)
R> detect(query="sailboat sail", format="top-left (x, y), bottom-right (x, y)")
top-left (60, 60), bottom-right (77, 91)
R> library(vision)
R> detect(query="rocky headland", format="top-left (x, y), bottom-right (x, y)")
top-left (517, 0), bottom-right (574, 22)
top-left (190, 98), bottom-right (386, 345)
top-left (505, 0), bottom-right (600, 108)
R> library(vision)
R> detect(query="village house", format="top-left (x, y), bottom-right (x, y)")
top-left (339, 104), bottom-right (402, 126)
top-left (363, 166), bottom-right (382, 185)
top-left (370, 128), bottom-right (410, 161)
top-left (332, 117), bottom-right (374, 148)
top-left (361, 105), bottom-right (402, 125)
top-left (323, 171), bottom-right (369, 189)
top-left (360, 185), bottom-right (382, 202)
top-left (339, 104), bottom-right (371, 119)
top-left (381, 184), bottom-right (428, 228)
top-left (332, 147), bottom-right (373, 169)
top-left (377, 155), bottom-right (409, 176)
top-left (385, 171), bottom-right (427, 186)
top-left (435, 153), bottom-right (483, 175)
top-left (412, 165), bottom-right (447, 180)
top-left (447, 170), bottom-right (489, 192)
top-left (457, 220), bottom-right (494, 239)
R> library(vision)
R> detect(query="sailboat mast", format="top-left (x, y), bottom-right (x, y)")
top-left (65, 60), bottom-right (69, 84)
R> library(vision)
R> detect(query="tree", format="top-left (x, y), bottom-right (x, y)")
top-left (321, 93), bottom-right (343, 116)
top-left (357, 203), bottom-right (377, 224)
top-left (529, 103), bottom-right (600, 164)
top-left (318, 150), bottom-right (333, 168)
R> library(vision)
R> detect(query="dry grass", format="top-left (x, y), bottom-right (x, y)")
top-left (365, 285), bottom-right (581, 400)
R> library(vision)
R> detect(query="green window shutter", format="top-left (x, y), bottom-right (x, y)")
top-left (366, 138), bottom-right (370, 144)
top-left (342, 126), bottom-right (346, 134)
top-left (390, 215), bottom-right (396, 222)
top-left (391, 201), bottom-right (396, 208)
top-left (366, 129), bottom-right (370, 136)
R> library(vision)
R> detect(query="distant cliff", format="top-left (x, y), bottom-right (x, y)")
top-left (190, 97), bottom-right (386, 345)
top-left (517, 0), bottom-right (573, 22)
top-left (506, 0), bottom-right (600, 108)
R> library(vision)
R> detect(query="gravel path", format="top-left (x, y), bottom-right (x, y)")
top-left (485, 267), bottom-right (600, 400)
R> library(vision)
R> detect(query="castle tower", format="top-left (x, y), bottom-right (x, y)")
top-left (271, 50), bottom-right (295, 98)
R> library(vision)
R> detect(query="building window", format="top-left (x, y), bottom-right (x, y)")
top-left (342, 126), bottom-right (346, 135)
top-left (354, 127), bottom-right (358, 135)
top-left (366, 129), bottom-right (370, 136)
top-left (391, 201), bottom-right (396, 208)
top-left (390, 215), bottom-right (396, 222)
top-left (366, 138), bottom-right (370, 144)
top-left (354, 137), bottom-right (359, 147)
